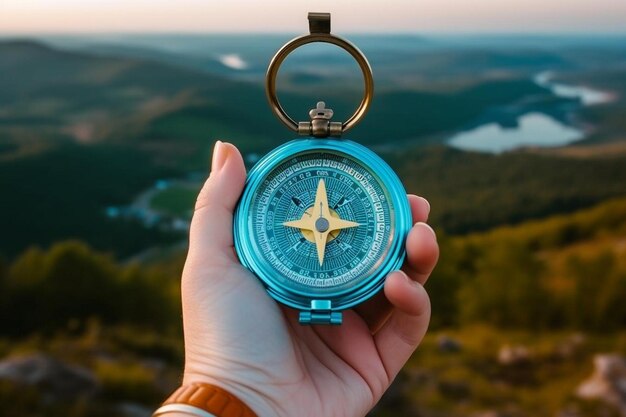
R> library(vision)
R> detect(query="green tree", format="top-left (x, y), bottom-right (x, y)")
top-left (39, 241), bottom-right (119, 329)
top-left (1, 241), bottom-right (180, 336)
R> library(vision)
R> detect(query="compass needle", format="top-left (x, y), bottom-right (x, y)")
top-left (314, 179), bottom-right (332, 219)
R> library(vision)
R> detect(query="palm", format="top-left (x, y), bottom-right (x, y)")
top-left (179, 142), bottom-right (438, 417)
top-left (183, 261), bottom-right (390, 417)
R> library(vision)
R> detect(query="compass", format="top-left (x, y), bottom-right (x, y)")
top-left (234, 13), bottom-right (411, 325)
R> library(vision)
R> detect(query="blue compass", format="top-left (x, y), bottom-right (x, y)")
top-left (234, 13), bottom-right (411, 325)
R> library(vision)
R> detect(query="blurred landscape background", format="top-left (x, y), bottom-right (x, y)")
top-left (1, 1), bottom-right (626, 416)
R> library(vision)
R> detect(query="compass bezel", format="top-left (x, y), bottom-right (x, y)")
top-left (234, 138), bottom-right (411, 312)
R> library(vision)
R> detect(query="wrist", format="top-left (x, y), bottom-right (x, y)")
top-left (180, 371), bottom-right (280, 417)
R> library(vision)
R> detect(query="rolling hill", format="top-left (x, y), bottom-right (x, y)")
top-left (1, 39), bottom-right (625, 259)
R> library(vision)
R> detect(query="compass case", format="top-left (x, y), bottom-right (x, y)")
top-left (234, 138), bottom-right (411, 325)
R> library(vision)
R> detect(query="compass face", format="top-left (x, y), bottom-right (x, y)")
top-left (235, 139), bottom-right (411, 310)
top-left (252, 150), bottom-right (392, 293)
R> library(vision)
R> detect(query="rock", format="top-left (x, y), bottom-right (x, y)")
top-left (437, 335), bottom-right (462, 353)
top-left (0, 353), bottom-right (99, 401)
top-left (577, 354), bottom-right (626, 416)
top-left (498, 345), bottom-right (532, 366)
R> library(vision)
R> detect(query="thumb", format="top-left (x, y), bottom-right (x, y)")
top-left (188, 140), bottom-right (246, 265)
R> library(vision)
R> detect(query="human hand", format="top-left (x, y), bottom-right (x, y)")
top-left (180, 141), bottom-right (439, 417)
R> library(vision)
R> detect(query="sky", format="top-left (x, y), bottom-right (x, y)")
top-left (1, 0), bottom-right (625, 34)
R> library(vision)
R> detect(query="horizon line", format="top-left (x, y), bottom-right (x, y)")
top-left (2, 30), bottom-right (626, 38)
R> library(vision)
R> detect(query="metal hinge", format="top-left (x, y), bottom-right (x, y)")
top-left (299, 299), bottom-right (342, 325)
top-left (298, 101), bottom-right (343, 138)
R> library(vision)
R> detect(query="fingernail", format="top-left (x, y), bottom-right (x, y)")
top-left (417, 222), bottom-right (437, 241)
top-left (421, 197), bottom-right (431, 215)
top-left (211, 141), bottom-right (228, 173)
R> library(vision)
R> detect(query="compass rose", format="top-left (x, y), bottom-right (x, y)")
top-left (283, 178), bottom-right (361, 266)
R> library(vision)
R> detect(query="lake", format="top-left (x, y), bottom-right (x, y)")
top-left (447, 112), bottom-right (584, 154)
top-left (448, 72), bottom-right (613, 153)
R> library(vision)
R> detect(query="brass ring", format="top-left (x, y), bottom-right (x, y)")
top-left (265, 33), bottom-right (374, 134)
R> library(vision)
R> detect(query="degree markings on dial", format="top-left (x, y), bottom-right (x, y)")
top-left (334, 239), bottom-right (353, 252)
top-left (286, 236), bottom-right (307, 252)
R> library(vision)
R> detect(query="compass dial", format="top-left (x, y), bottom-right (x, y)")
top-left (247, 151), bottom-right (394, 295)
top-left (235, 139), bottom-right (411, 311)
